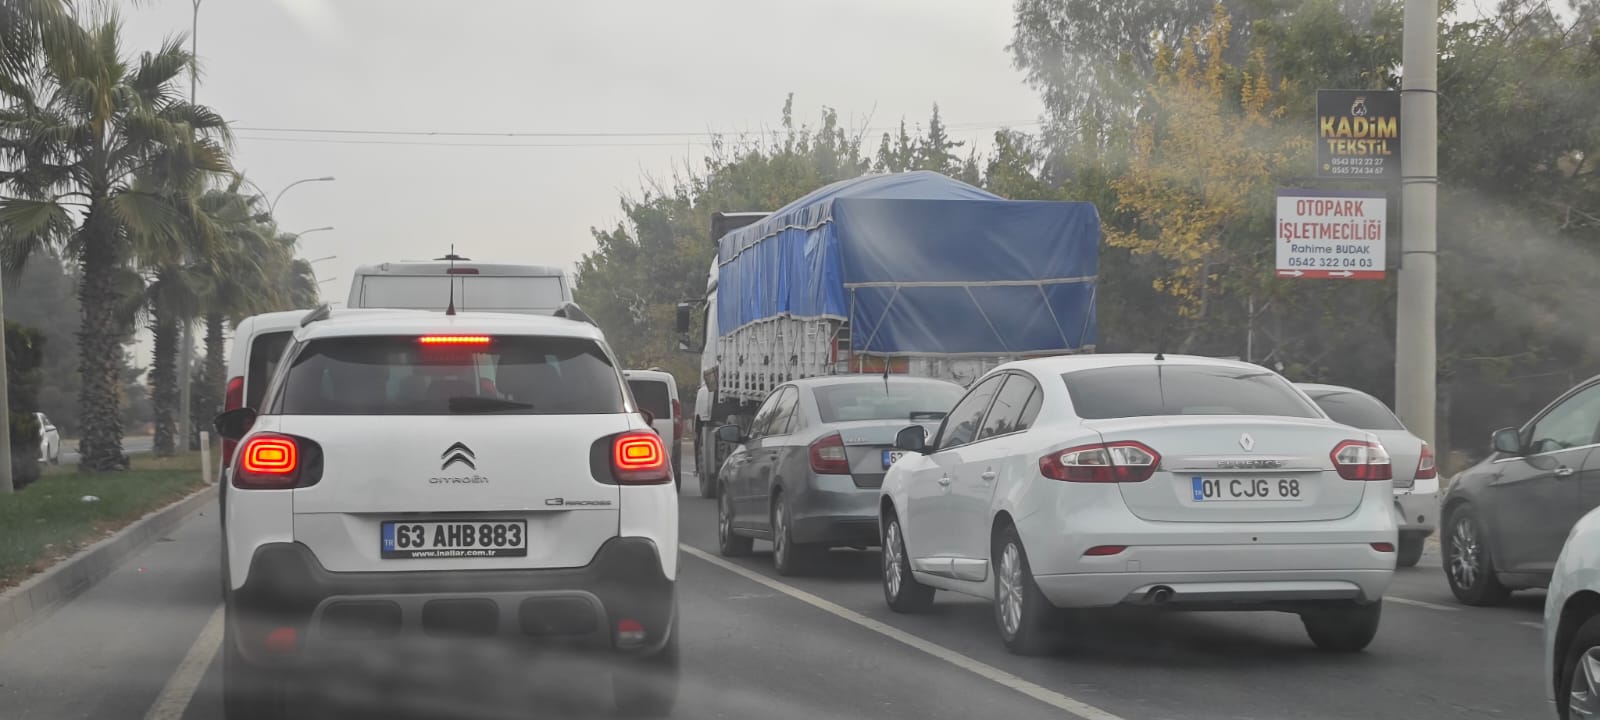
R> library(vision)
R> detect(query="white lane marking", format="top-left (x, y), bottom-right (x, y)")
top-left (1387, 596), bottom-right (1459, 612)
top-left (1518, 621), bottom-right (1545, 630)
top-left (144, 605), bottom-right (225, 720)
top-left (680, 544), bottom-right (1126, 720)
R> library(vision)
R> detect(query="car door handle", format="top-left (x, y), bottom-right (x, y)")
top-left (980, 470), bottom-right (997, 482)
top-left (1556, 466), bottom-right (1576, 478)
top-left (937, 475), bottom-right (952, 487)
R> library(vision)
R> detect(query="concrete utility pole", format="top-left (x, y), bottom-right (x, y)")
top-left (0, 279), bottom-right (13, 494)
top-left (178, 0), bottom-right (202, 450)
top-left (1395, 0), bottom-right (1439, 446)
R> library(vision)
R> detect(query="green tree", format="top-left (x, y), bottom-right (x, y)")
top-left (0, 10), bottom-right (230, 469)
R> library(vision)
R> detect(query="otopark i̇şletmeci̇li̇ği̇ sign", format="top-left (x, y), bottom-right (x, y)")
top-left (1276, 189), bottom-right (1387, 280)
top-left (1316, 89), bottom-right (1400, 179)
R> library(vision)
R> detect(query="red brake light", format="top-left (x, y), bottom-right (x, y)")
top-left (445, 267), bottom-right (480, 275)
top-left (1331, 439), bottom-right (1392, 481)
top-left (1415, 442), bottom-right (1437, 480)
top-left (1039, 441), bottom-right (1160, 482)
top-left (221, 376), bottom-right (244, 466)
top-left (418, 335), bottom-right (491, 345)
top-left (234, 433), bottom-right (301, 489)
top-left (613, 431), bottom-right (669, 484)
top-left (809, 433), bottom-right (850, 475)
top-left (1084, 545), bottom-right (1127, 556)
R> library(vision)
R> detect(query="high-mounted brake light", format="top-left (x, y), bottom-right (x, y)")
top-left (418, 335), bottom-right (491, 345)
top-left (1415, 442), bottom-right (1437, 480)
top-left (1331, 439), bottom-right (1392, 481)
top-left (1039, 441), bottom-right (1160, 482)
top-left (220, 376), bottom-right (244, 468)
top-left (612, 431), bottom-right (670, 484)
top-left (809, 433), bottom-right (850, 475)
top-left (234, 433), bottom-right (304, 489)
top-left (445, 267), bottom-right (480, 275)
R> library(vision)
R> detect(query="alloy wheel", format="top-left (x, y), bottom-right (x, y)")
top-left (998, 542), bottom-right (1024, 637)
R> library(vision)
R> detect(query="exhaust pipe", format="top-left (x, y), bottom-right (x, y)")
top-left (1144, 586), bottom-right (1175, 605)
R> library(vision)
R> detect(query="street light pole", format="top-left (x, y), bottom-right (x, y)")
top-left (1395, 0), bottom-right (1439, 447)
top-left (271, 177), bottom-right (335, 216)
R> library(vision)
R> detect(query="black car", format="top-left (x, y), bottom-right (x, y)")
top-left (1440, 376), bottom-right (1600, 605)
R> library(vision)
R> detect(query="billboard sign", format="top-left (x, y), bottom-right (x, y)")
top-left (1276, 189), bottom-right (1387, 280)
top-left (1316, 89), bottom-right (1400, 180)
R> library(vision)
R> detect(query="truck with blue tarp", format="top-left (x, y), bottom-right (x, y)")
top-left (675, 171), bottom-right (1101, 498)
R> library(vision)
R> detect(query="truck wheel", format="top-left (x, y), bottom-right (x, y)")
top-left (696, 426), bottom-right (717, 499)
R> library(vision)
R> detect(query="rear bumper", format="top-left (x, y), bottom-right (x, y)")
top-left (1394, 478), bottom-right (1439, 534)
top-left (1035, 562), bottom-right (1394, 609)
top-left (789, 474), bottom-right (881, 546)
top-left (227, 537), bottom-right (674, 667)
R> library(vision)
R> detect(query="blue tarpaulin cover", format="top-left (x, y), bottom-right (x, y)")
top-left (716, 171), bottom-right (1100, 355)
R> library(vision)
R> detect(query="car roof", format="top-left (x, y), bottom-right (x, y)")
top-left (351, 261), bottom-right (565, 277)
top-left (296, 309), bottom-right (604, 342)
top-left (623, 370), bottom-right (676, 384)
top-left (783, 375), bottom-right (963, 389)
top-left (1294, 382), bottom-right (1373, 397)
top-left (996, 353), bottom-right (1265, 375)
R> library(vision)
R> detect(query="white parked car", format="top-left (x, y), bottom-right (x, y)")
top-left (213, 306), bottom-right (678, 718)
top-left (1546, 505), bottom-right (1600, 719)
top-left (1297, 383), bottom-right (1438, 567)
top-left (879, 354), bottom-right (1398, 655)
top-left (36, 412), bottom-right (59, 464)
top-left (625, 369), bottom-right (683, 490)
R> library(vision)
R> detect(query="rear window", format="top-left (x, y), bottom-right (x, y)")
top-left (628, 379), bottom-right (672, 419)
top-left (813, 382), bottom-right (966, 424)
top-left (1307, 390), bottom-right (1405, 431)
top-left (246, 331), bottom-right (293, 410)
top-left (1062, 364), bottom-right (1320, 420)
top-left (357, 275), bottom-right (566, 313)
top-left (269, 335), bottom-right (624, 415)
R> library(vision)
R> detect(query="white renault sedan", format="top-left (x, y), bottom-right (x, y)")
top-left (879, 354), bottom-right (1398, 655)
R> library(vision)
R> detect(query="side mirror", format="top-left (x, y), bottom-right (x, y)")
top-left (1491, 427), bottom-right (1523, 455)
top-left (894, 425), bottom-right (927, 454)
top-left (213, 407), bottom-right (258, 441)
top-left (641, 409), bottom-right (655, 426)
top-left (715, 424), bottom-right (744, 444)
top-left (675, 303), bottom-right (692, 334)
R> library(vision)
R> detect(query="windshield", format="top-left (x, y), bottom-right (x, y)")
top-left (270, 335), bottom-right (624, 415)
top-left (1064, 364), bottom-right (1321, 419)
top-left (627, 379), bottom-right (672, 420)
top-left (1307, 389), bottom-right (1406, 431)
top-left (812, 381), bottom-right (965, 423)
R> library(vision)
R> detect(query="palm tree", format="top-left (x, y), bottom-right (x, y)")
top-left (0, 9), bottom-right (230, 470)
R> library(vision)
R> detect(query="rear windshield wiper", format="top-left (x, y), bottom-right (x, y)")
top-left (447, 396), bottom-right (535, 414)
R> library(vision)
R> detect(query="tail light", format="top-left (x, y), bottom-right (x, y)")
top-left (612, 431), bottom-right (670, 484)
top-left (1371, 542), bottom-right (1395, 553)
top-left (1331, 439), bottom-right (1392, 481)
top-left (671, 398), bottom-right (683, 443)
top-left (1414, 442), bottom-right (1437, 480)
top-left (1039, 441), bottom-right (1160, 482)
top-left (1083, 545), bottom-right (1127, 556)
top-left (220, 376), bottom-right (244, 468)
top-left (809, 433), bottom-right (850, 475)
top-left (234, 433), bottom-right (308, 489)
top-left (418, 335), bottom-right (491, 345)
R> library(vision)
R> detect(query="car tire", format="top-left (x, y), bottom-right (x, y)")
top-left (1396, 533), bottom-right (1425, 568)
top-left (881, 513), bottom-right (934, 613)
top-left (222, 614), bottom-right (290, 720)
top-left (1557, 614), bottom-right (1600, 719)
top-left (717, 482), bottom-right (752, 557)
top-left (993, 524), bottom-right (1060, 656)
top-left (771, 493), bottom-right (824, 577)
top-left (1300, 600), bottom-right (1382, 652)
top-left (613, 616), bottom-right (679, 718)
top-left (1444, 505), bottom-right (1512, 606)
top-left (696, 426), bottom-right (717, 499)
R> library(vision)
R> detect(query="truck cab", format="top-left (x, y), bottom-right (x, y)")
top-left (347, 255), bottom-right (572, 315)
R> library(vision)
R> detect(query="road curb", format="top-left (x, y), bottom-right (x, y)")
top-left (0, 483), bottom-right (217, 648)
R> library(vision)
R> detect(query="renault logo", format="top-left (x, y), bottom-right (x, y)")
top-left (1239, 433), bottom-right (1255, 452)
top-left (441, 442), bottom-right (476, 471)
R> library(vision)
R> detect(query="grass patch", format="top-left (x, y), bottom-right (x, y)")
top-left (0, 453), bottom-right (207, 589)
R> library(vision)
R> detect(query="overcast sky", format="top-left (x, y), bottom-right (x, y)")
top-left (119, 0), bottom-right (1045, 309)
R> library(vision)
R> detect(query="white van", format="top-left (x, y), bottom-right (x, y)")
top-left (624, 369), bottom-right (682, 490)
top-left (347, 255), bottom-right (572, 315)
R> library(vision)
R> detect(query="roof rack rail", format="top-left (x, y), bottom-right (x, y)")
top-left (553, 302), bottom-right (595, 326)
top-left (299, 303), bottom-right (333, 327)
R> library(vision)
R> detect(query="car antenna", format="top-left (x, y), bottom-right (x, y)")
top-left (1154, 350), bottom-right (1165, 361)
top-left (444, 244), bottom-right (457, 316)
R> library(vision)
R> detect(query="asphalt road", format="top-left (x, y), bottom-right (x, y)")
top-left (0, 449), bottom-right (1553, 720)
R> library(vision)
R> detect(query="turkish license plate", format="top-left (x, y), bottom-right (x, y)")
top-left (1191, 476), bottom-right (1305, 502)
top-left (381, 520), bottom-right (528, 559)
top-left (883, 449), bottom-right (906, 470)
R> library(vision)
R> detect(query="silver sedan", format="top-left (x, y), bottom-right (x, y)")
top-left (713, 375), bottom-right (966, 576)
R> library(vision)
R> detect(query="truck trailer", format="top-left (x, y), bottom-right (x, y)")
top-left (678, 171), bottom-right (1101, 498)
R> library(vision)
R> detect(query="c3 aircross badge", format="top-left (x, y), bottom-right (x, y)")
top-left (1239, 433), bottom-right (1255, 452)
top-left (441, 442), bottom-right (476, 471)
